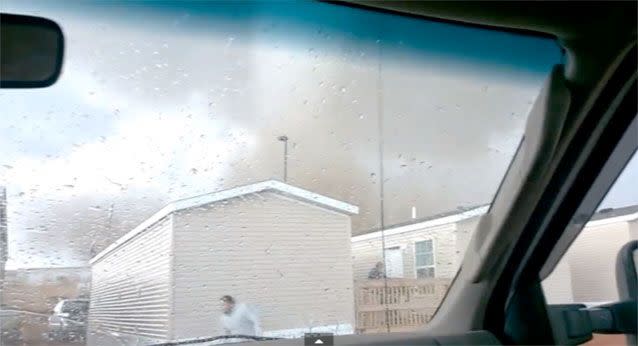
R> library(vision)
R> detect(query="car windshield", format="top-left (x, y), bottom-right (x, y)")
top-left (0, 1), bottom-right (564, 345)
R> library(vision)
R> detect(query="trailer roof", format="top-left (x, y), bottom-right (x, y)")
top-left (351, 204), bottom-right (638, 243)
top-left (90, 180), bottom-right (358, 264)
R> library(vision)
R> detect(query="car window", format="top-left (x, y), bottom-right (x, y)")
top-left (542, 153), bottom-right (638, 304)
top-left (542, 153), bottom-right (638, 345)
top-left (0, 1), bottom-right (563, 344)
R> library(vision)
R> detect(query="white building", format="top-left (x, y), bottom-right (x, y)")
top-left (352, 204), bottom-right (638, 305)
top-left (542, 205), bottom-right (638, 304)
top-left (352, 206), bottom-right (487, 280)
top-left (88, 180), bottom-right (358, 344)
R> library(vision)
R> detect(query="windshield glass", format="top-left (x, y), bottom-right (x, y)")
top-left (0, 1), bottom-right (561, 344)
top-left (61, 301), bottom-right (88, 314)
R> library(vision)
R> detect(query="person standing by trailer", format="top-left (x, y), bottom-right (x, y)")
top-left (219, 295), bottom-right (262, 336)
top-left (368, 261), bottom-right (385, 279)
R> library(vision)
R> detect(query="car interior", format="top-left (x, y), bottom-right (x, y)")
top-left (1, 1), bottom-right (636, 345)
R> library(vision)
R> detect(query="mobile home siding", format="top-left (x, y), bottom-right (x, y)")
top-left (89, 217), bottom-right (173, 342)
top-left (351, 237), bottom-right (384, 280)
top-left (542, 258), bottom-right (574, 304)
top-left (564, 221), bottom-right (632, 302)
top-left (170, 192), bottom-right (354, 340)
top-left (454, 217), bottom-right (481, 268)
top-left (630, 219), bottom-right (638, 239)
top-left (351, 223), bottom-right (459, 280)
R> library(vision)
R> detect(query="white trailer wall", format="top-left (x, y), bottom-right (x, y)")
top-left (89, 217), bottom-right (173, 343)
top-left (170, 192), bottom-right (355, 340)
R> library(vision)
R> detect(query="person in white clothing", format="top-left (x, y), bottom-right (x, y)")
top-left (219, 295), bottom-right (262, 336)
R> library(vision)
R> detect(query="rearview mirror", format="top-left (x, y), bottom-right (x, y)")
top-left (0, 13), bottom-right (64, 88)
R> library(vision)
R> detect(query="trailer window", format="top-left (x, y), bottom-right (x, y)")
top-left (415, 240), bottom-right (435, 279)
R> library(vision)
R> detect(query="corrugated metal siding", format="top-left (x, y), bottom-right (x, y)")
top-left (89, 216), bottom-right (173, 342)
top-left (170, 192), bottom-right (354, 340)
top-left (351, 223), bottom-right (459, 280)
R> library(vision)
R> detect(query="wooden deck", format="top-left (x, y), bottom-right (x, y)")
top-left (354, 278), bottom-right (451, 334)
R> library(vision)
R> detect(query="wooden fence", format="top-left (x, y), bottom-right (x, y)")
top-left (354, 278), bottom-right (451, 334)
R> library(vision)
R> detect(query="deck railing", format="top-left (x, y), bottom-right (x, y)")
top-left (354, 278), bottom-right (451, 334)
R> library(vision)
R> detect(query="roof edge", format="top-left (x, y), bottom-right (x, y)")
top-left (586, 211), bottom-right (638, 228)
top-left (351, 205), bottom-right (638, 243)
top-left (352, 205), bottom-right (489, 243)
top-left (90, 180), bottom-right (357, 264)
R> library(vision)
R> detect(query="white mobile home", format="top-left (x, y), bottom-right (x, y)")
top-left (542, 205), bottom-right (638, 304)
top-left (352, 204), bottom-right (638, 303)
top-left (351, 206), bottom-right (487, 280)
top-left (88, 180), bottom-right (358, 344)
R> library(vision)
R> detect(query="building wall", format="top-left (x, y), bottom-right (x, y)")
top-left (351, 223), bottom-right (461, 280)
top-left (542, 257), bottom-right (574, 304)
top-left (454, 216), bottom-right (481, 269)
top-left (352, 212), bottom-right (637, 306)
top-left (629, 219), bottom-right (638, 239)
top-left (171, 192), bottom-right (354, 340)
top-left (542, 220), bottom-right (637, 304)
top-left (88, 216), bottom-right (173, 343)
top-left (564, 221), bottom-right (632, 302)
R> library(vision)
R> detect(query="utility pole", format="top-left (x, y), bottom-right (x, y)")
top-left (278, 135), bottom-right (289, 182)
top-left (376, 40), bottom-right (391, 334)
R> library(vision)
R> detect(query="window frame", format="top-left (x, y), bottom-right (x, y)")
top-left (413, 238), bottom-right (436, 278)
